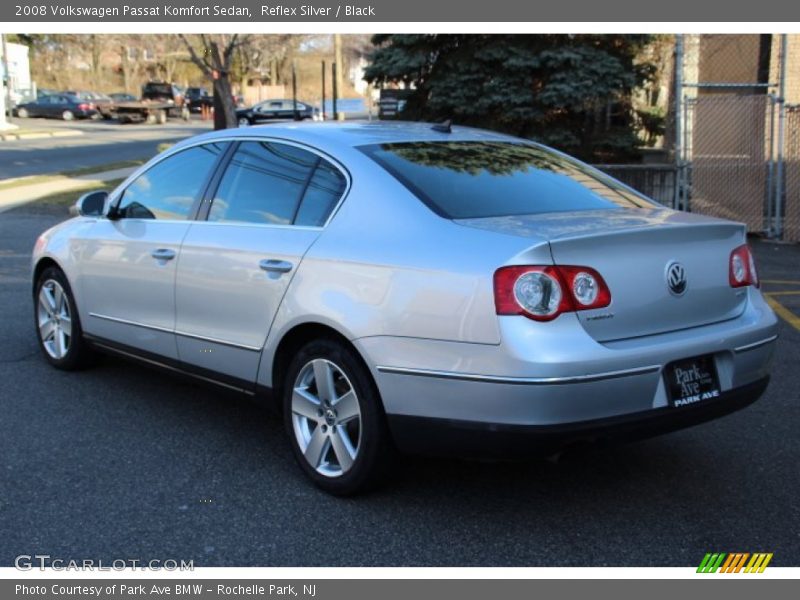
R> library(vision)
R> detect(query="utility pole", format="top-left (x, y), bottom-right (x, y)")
top-left (321, 60), bottom-right (326, 120)
top-left (332, 62), bottom-right (338, 120)
top-left (291, 61), bottom-right (298, 120)
top-left (333, 33), bottom-right (343, 120)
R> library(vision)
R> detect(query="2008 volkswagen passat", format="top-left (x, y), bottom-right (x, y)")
top-left (32, 122), bottom-right (778, 494)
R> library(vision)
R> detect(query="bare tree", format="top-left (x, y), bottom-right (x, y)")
top-left (179, 34), bottom-right (248, 129)
top-left (114, 35), bottom-right (147, 94)
top-left (155, 35), bottom-right (190, 84)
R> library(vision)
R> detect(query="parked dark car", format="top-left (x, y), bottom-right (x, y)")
top-left (236, 99), bottom-right (319, 126)
top-left (109, 93), bottom-right (137, 103)
top-left (14, 94), bottom-right (98, 120)
top-left (186, 87), bottom-right (213, 113)
top-left (63, 90), bottom-right (112, 119)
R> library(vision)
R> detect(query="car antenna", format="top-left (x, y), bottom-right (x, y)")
top-left (431, 119), bottom-right (452, 133)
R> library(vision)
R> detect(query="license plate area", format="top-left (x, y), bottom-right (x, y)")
top-left (664, 355), bottom-right (721, 407)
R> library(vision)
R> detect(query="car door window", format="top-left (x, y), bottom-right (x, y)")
top-left (116, 143), bottom-right (227, 220)
top-left (208, 141), bottom-right (346, 226)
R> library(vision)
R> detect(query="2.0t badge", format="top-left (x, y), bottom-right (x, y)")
top-left (666, 261), bottom-right (687, 296)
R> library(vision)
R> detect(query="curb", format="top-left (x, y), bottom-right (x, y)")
top-left (0, 130), bottom-right (84, 141)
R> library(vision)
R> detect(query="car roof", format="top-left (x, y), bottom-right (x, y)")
top-left (176, 121), bottom-right (520, 154)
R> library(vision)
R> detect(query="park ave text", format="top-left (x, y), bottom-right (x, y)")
top-left (16, 4), bottom-right (376, 18)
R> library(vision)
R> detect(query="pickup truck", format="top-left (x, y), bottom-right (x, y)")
top-left (115, 82), bottom-right (190, 124)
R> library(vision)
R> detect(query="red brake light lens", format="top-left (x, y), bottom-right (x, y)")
top-left (729, 245), bottom-right (759, 288)
top-left (494, 265), bottom-right (611, 322)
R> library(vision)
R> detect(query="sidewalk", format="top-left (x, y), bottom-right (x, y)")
top-left (0, 166), bottom-right (136, 213)
top-left (0, 129), bottom-right (84, 141)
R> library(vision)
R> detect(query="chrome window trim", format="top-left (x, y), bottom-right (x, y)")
top-left (375, 364), bottom-right (662, 385)
top-left (110, 135), bottom-right (352, 230)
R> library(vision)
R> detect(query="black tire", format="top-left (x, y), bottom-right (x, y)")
top-left (156, 109), bottom-right (168, 125)
top-left (33, 266), bottom-right (94, 370)
top-left (282, 338), bottom-right (393, 495)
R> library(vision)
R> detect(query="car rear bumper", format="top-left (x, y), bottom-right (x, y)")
top-left (358, 288), bottom-right (777, 425)
top-left (387, 376), bottom-right (770, 458)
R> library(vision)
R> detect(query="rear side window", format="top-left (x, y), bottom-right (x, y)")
top-left (294, 161), bottom-right (347, 227)
top-left (359, 141), bottom-right (653, 219)
top-left (209, 141), bottom-right (346, 227)
top-left (116, 143), bottom-right (227, 220)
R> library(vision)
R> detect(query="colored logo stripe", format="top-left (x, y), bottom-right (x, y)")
top-left (745, 553), bottom-right (773, 573)
top-left (697, 553), bottom-right (726, 573)
top-left (697, 552), bottom-right (773, 573)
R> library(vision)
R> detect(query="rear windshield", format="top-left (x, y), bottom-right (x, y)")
top-left (359, 141), bottom-right (653, 219)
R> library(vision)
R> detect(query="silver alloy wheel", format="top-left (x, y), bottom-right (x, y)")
top-left (291, 358), bottom-right (362, 477)
top-left (238, 117), bottom-right (250, 127)
top-left (62, 110), bottom-right (74, 121)
top-left (37, 279), bottom-right (72, 360)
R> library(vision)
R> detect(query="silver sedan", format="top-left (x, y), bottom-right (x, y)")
top-left (31, 122), bottom-right (779, 494)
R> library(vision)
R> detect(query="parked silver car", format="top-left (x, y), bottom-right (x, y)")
top-left (32, 122), bottom-right (778, 494)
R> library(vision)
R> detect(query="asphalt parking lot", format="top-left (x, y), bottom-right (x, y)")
top-left (0, 202), bottom-right (798, 567)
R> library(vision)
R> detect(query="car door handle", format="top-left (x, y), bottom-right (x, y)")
top-left (151, 248), bottom-right (176, 261)
top-left (259, 259), bottom-right (293, 274)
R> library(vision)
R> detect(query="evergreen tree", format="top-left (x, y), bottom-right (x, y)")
top-left (364, 34), bottom-right (656, 162)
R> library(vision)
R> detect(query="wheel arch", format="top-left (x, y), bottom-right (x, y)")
top-left (269, 322), bottom-right (376, 400)
top-left (32, 256), bottom-right (65, 296)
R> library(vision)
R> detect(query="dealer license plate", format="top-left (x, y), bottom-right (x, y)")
top-left (664, 355), bottom-right (721, 407)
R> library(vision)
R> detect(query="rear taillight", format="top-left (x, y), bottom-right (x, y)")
top-left (78, 103), bottom-right (90, 110)
top-left (494, 265), bottom-right (611, 322)
top-left (729, 244), bottom-right (759, 288)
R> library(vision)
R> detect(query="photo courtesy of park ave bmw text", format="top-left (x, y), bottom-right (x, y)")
top-left (1, 0), bottom-right (800, 594)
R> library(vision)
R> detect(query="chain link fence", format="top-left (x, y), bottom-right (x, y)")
top-left (684, 94), bottom-right (774, 234)
top-left (674, 33), bottom-right (800, 243)
top-left (785, 105), bottom-right (800, 242)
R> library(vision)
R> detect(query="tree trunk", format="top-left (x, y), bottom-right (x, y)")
top-left (213, 76), bottom-right (237, 130)
top-left (120, 46), bottom-right (131, 94)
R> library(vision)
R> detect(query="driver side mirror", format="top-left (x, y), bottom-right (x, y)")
top-left (74, 190), bottom-right (109, 217)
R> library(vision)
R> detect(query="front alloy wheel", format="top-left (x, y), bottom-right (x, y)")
top-left (34, 266), bottom-right (93, 370)
top-left (37, 279), bottom-right (72, 360)
top-left (283, 338), bottom-right (392, 495)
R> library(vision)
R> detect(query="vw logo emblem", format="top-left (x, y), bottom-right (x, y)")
top-left (666, 261), bottom-right (687, 296)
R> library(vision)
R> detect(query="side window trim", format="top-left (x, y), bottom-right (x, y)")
top-left (111, 142), bottom-right (232, 222)
top-left (197, 137), bottom-right (351, 229)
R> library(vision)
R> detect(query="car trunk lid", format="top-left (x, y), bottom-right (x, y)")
top-left (456, 207), bottom-right (749, 342)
